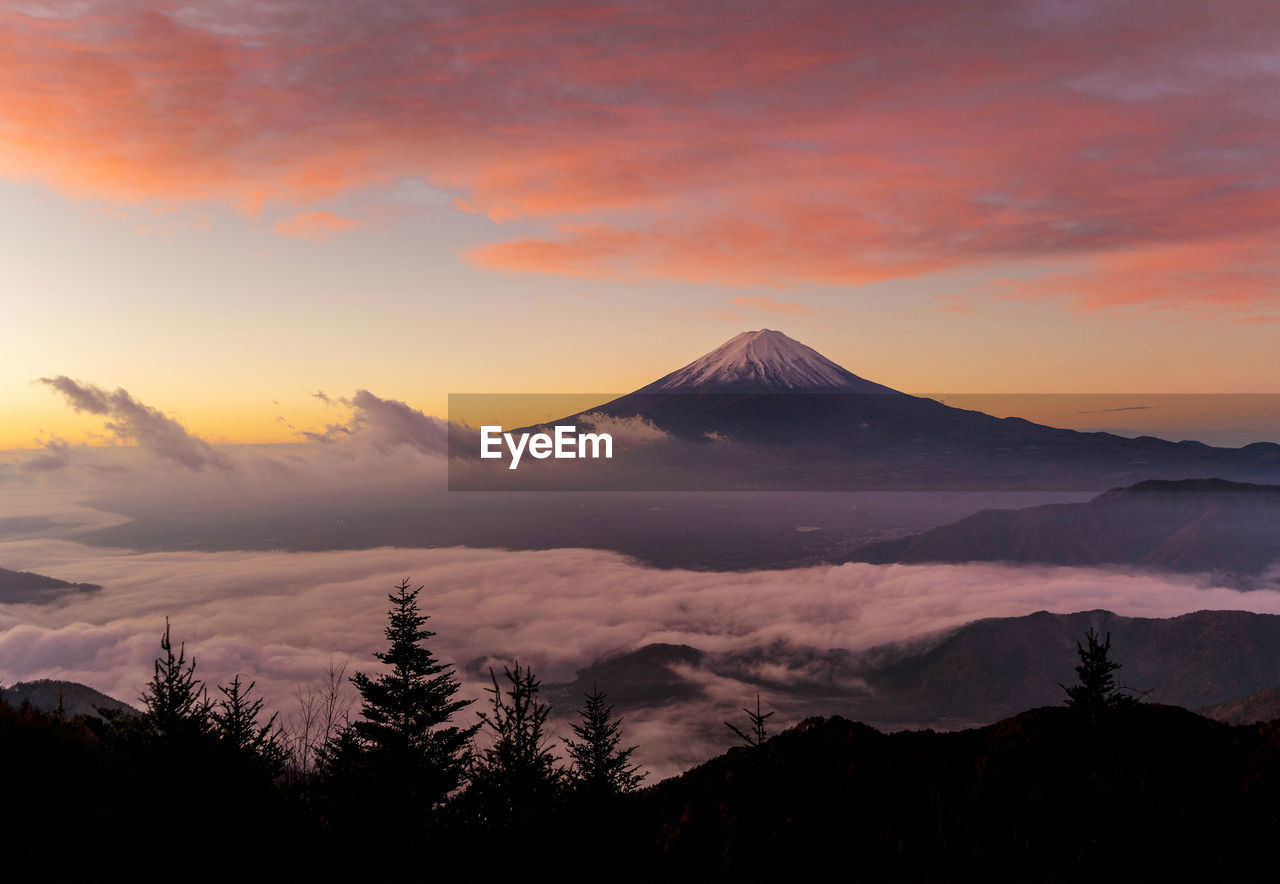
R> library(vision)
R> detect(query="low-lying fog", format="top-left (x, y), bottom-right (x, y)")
top-left (3, 385), bottom-right (1278, 778)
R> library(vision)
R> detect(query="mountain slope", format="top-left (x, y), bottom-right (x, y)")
top-left (638, 328), bottom-right (898, 393)
top-left (544, 643), bottom-right (704, 709)
top-left (2, 679), bottom-right (136, 719)
top-left (850, 478), bottom-right (1280, 578)
top-left (548, 609), bottom-right (1280, 729)
top-left (634, 705), bottom-right (1280, 879)
top-left (553, 330), bottom-right (1280, 490)
top-left (0, 565), bottom-right (101, 604)
top-left (1201, 687), bottom-right (1280, 725)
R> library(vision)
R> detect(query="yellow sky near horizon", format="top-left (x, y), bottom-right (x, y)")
top-left (8, 386), bottom-right (1280, 454)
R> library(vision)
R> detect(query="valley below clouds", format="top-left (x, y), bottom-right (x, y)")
top-left (5, 535), bottom-right (1280, 779)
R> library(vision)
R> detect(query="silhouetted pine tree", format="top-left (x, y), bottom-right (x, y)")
top-left (320, 579), bottom-right (477, 820)
top-left (98, 619), bottom-right (256, 862)
top-left (139, 617), bottom-right (210, 738)
top-left (564, 683), bottom-right (644, 796)
top-left (726, 695), bottom-right (774, 748)
top-left (1062, 627), bottom-right (1134, 716)
top-left (467, 661), bottom-right (561, 828)
top-left (212, 674), bottom-right (288, 780)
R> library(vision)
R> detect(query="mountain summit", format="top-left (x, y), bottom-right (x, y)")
top-left (515, 329), bottom-right (1280, 490)
top-left (639, 330), bottom-right (898, 394)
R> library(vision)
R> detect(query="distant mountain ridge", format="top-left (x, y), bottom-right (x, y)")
top-left (550, 609), bottom-right (1280, 730)
top-left (1201, 687), bottom-right (1280, 725)
top-left (0, 565), bottom-right (101, 604)
top-left (1, 679), bottom-right (135, 720)
top-left (850, 477), bottom-right (1280, 579)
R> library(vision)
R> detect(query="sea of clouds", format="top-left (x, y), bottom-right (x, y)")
top-left (6, 537), bottom-right (1280, 777)
top-left (5, 380), bottom-right (1280, 777)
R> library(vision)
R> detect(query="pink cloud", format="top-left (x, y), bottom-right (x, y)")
top-left (994, 236), bottom-right (1280, 320)
top-left (0, 1), bottom-right (1278, 311)
top-left (934, 295), bottom-right (972, 315)
top-left (732, 296), bottom-right (817, 315)
top-left (272, 210), bottom-right (363, 241)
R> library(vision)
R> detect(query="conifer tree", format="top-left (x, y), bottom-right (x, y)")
top-left (468, 661), bottom-right (561, 825)
top-left (324, 579), bottom-right (477, 812)
top-left (103, 620), bottom-right (223, 840)
top-left (211, 674), bottom-right (287, 779)
top-left (725, 694), bottom-right (774, 748)
top-left (564, 683), bottom-right (644, 796)
top-left (1062, 627), bottom-right (1134, 716)
top-left (139, 617), bottom-right (209, 738)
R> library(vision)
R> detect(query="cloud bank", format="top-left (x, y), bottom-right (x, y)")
top-left (4, 539), bottom-right (1280, 777)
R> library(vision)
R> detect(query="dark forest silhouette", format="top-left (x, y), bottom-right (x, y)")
top-left (6, 579), bottom-right (1280, 880)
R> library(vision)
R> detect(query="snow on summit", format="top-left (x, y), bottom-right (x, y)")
top-left (639, 330), bottom-right (900, 394)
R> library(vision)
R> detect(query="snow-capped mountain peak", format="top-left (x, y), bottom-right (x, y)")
top-left (638, 329), bottom-right (899, 394)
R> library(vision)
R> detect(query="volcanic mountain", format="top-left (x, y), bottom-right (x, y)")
top-left (556, 329), bottom-right (1280, 489)
top-left (637, 329), bottom-right (898, 394)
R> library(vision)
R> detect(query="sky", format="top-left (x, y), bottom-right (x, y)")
top-left (3, 0), bottom-right (1280, 450)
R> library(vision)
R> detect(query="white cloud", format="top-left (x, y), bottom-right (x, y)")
top-left (4, 538), bottom-right (1279, 778)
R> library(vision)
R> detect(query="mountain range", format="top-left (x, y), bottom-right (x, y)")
top-left (477, 328), bottom-right (1280, 490)
top-left (548, 609), bottom-right (1280, 731)
top-left (851, 477), bottom-right (1280, 580)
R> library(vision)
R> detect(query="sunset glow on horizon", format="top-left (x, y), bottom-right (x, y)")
top-left (4, 0), bottom-right (1280, 451)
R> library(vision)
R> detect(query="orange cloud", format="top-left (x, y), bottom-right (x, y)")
top-left (934, 296), bottom-right (972, 316)
top-left (468, 213), bottom-right (955, 286)
top-left (272, 210), bottom-right (364, 241)
top-left (1, 1), bottom-right (1279, 313)
top-left (731, 296), bottom-right (816, 315)
top-left (994, 236), bottom-right (1280, 320)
